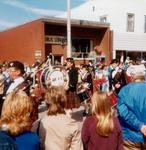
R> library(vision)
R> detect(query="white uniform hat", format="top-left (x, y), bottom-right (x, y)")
top-left (126, 64), bottom-right (145, 79)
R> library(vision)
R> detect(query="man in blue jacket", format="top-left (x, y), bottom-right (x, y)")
top-left (117, 64), bottom-right (146, 149)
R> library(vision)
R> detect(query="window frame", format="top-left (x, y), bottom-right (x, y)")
top-left (100, 15), bottom-right (107, 23)
top-left (71, 38), bottom-right (93, 58)
top-left (127, 13), bottom-right (135, 32)
top-left (144, 15), bottom-right (146, 33)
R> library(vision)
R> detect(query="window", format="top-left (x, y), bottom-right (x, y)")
top-left (100, 16), bottom-right (107, 23)
top-left (144, 15), bottom-right (146, 33)
top-left (92, 6), bottom-right (95, 12)
top-left (71, 38), bottom-right (92, 58)
top-left (127, 13), bottom-right (134, 32)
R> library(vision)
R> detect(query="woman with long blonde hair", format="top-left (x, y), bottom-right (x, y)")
top-left (0, 90), bottom-right (40, 150)
top-left (81, 91), bottom-right (123, 150)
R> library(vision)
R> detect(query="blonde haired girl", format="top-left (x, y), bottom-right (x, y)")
top-left (81, 91), bottom-right (123, 150)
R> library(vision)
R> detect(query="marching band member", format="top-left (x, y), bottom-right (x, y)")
top-left (112, 63), bottom-right (128, 94)
top-left (80, 65), bottom-right (93, 93)
top-left (5, 61), bottom-right (25, 95)
top-left (0, 61), bottom-right (26, 116)
top-left (0, 60), bottom-right (39, 121)
top-left (65, 58), bottom-right (80, 109)
top-left (108, 59), bottom-right (119, 92)
top-left (77, 65), bottom-right (93, 116)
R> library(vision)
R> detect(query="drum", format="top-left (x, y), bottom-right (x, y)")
top-left (39, 67), bottom-right (50, 88)
top-left (76, 82), bottom-right (91, 102)
top-left (39, 66), bottom-right (69, 89)
top-left (108, 91), bottom-right (117, 107)
top-left (77, 90), bottom-right (90, 103)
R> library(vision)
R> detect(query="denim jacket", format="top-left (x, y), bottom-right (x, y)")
top-left (0, 131), bottom-right (18, 150)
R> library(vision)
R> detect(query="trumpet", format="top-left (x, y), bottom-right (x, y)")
top-left (0, 74), bottom-right (6, 94)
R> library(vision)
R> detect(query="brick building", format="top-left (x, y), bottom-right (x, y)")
top-left (0, 17), bottom-right (112, 65)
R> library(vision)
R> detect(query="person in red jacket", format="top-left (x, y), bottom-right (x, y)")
top-left (81, 91), bottom-right (123, 150)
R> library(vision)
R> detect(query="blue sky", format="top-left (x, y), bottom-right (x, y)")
top-left (0, 0), bottom-right (87, 31)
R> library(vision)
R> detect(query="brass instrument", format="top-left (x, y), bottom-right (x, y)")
top-left (0, 74), bottom-right (5, 94)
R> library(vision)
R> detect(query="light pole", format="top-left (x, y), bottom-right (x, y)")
top-left (67, 0), bottom-right (71, 58)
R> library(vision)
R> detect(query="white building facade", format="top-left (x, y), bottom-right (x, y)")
top-left (58, 0), bottom-right (146, 61)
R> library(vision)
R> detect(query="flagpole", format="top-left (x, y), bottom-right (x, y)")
top-left (67, 0), bottom-right (71, 57)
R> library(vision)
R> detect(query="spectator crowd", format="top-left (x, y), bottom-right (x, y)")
top-left (0, 57), bottom-right (146, 150)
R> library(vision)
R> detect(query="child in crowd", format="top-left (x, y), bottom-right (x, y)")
top-left (38, 86), bottom-right (83, 150)
top-left (81, 91), bottom-right (123, 150)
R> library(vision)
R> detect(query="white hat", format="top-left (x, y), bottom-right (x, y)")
top-left (141, 60), bottom-right (146, 64)
top-left (126, 64), bottom-right (145, 78)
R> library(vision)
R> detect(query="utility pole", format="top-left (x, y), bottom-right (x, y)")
top-left (67, 0), bottom-right (71, 57)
